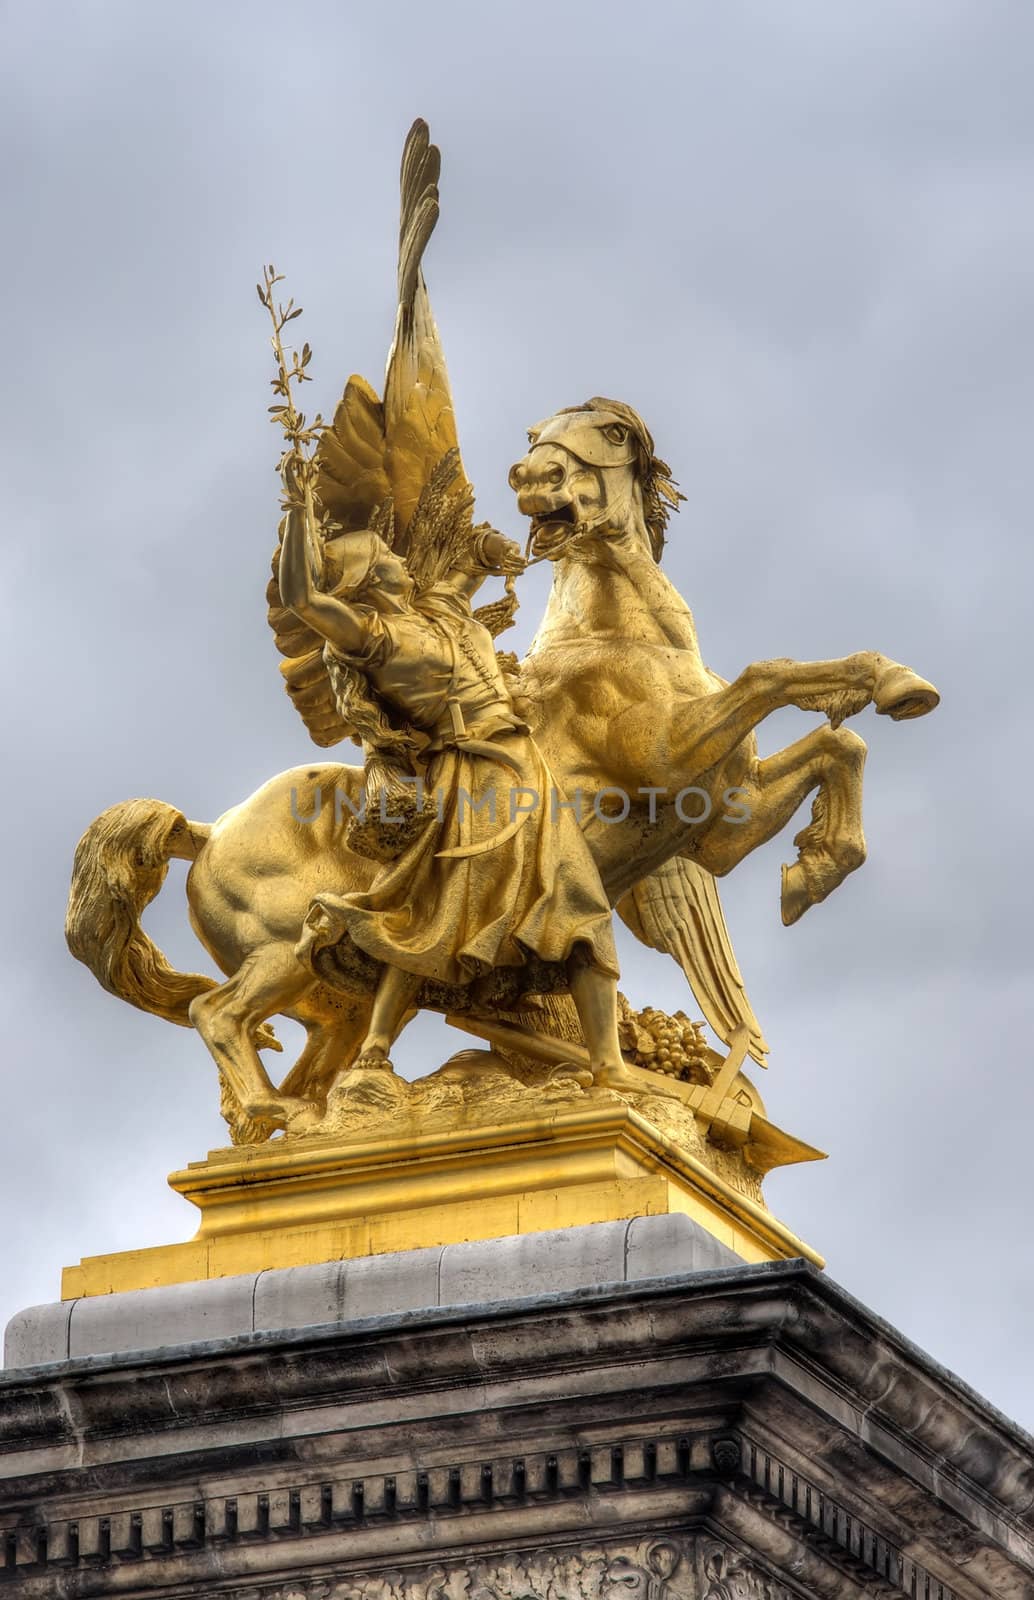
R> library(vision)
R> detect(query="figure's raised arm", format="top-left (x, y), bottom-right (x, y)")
top-left (278, 463), bottom-right (369, 657)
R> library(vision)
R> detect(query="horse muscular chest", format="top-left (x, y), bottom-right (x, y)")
top-left (524, 640), bottom-right (713, 790)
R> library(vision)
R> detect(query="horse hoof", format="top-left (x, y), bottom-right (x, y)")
top-left (283, 1101), bottom-right (322, 1137)
top-left (872, 662), bottom-right (940, 720)
top-left (781, 862), bottom-right (812, 926)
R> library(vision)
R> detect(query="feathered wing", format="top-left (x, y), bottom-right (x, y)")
top-left (315, 116), bottom-right (473, 575)
top-left (268, 118), bottom-right (482, 743)
top-left (616, 857), bottom-right (769, 1065)
top-left (383, 124), bottom-right (473, 550)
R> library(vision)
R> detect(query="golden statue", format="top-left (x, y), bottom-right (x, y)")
top-left (66, 120), bottom-right (939, 1162)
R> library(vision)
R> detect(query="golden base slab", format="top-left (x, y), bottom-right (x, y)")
top-left (63, 1088), bottom-right (822, 1298)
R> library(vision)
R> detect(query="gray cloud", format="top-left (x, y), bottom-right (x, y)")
top-left (2, 1), bottom-right (1031, 1422)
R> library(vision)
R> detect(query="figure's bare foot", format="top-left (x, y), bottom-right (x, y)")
top-left (591, 1059), bottom-right (646, 1092)
top-left (322, 1056), bottom-right (409, 1125)
top-left (352, 1047), bottom-right (396, 1073)
top-left (591, 1059), bottom-right (685, 1100)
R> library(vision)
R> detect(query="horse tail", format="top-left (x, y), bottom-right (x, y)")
top-left (65, 798), bottom-right (215, 1027)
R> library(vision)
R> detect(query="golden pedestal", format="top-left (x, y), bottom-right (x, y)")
top-left (62, 1060), bottom-right (823, 1298)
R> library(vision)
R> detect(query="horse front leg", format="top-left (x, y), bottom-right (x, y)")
top-left (671, 651), bottom-right (937, 778)
top-left (697, 724), bottom-right (867, 923)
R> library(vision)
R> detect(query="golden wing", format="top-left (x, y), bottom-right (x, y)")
top-left (317, 117), bottom-right (473, 578)
top-left (269, 119), bottom-right (480, 744)
top-left (616, 857), bottom-right (769, 1065)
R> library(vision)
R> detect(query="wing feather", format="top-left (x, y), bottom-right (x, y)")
top-left (383, 118), bottom-right (472, 550)
top-left (267, 118), bottom-right (480, 748)
top-left (315, 374), bottom-right (391, 535)
top-left (617, 857), bottom-right (769, 1064)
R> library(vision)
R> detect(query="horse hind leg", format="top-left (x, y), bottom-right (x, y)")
top-left (188, 941), bottom-right (322, 1142)
top-left (697, 724), bottom-right (868, 925)
top-left (277, 994), bottom-right (373, 1106)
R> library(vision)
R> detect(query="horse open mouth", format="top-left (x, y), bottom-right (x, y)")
top-left (529, 504), bottom-right (576, 542)
top-left (528, 504), bottom-right (580, 558)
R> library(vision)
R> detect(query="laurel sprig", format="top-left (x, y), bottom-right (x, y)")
top-left (256, 264), bottom-right (326, 476)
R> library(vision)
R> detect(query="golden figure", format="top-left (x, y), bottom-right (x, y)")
top-left (65, 120), bottom-right (939, 1149)
top-left (273, 444), bottom-right (629, 1095)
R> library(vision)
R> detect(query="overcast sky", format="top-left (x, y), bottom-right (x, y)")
top-left (2, 2), bottom-right (1032, 1426)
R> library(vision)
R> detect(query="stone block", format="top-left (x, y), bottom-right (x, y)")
top-left (6, 1216), bottom-right (748, 1368)
top-left (3, 1300), bottom-right (73, 1367)
top-left (253, 1259), bottom-right (347, 1332)
top-left (68, 1274), bottom-right (256, 1358)
top-left (341, 1245), bottom-right (443, 1319)
top-left (625, 1211), bottom-right (740, 1278)
top-left (439, 1220), bottom-right (628, 1304)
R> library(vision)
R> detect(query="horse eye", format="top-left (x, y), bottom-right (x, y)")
top-left (603, 423), bottom-right (628, 444)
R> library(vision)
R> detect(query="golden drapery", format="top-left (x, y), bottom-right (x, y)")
top-left (298, 729), bottom-right (618, 990)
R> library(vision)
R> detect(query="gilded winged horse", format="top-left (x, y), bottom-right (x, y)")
top-left (66, 120), bottom-right (939, 1144)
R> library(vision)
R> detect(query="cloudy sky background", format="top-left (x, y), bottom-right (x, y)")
top-left (2, 2), bottom-right (1032, 1424)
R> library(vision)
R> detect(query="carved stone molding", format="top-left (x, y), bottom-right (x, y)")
top-left (1, 1268), bottom-right (1028, 1597)
top-left (218, 1537), bottom-right (700, 1600)
top-left (699, 1543), bottom-right (776, 1600)
top-left (0, 1426), bottom-right (971, 1599)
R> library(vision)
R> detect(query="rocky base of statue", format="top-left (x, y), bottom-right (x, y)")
top-left (317, 1049), bottom-right (777, 1206)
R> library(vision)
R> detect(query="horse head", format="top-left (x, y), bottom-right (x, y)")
top-left (509, 397), bottom-right (683, 565)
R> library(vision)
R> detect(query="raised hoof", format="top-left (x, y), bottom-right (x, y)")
top-left (781, 861), bottom-right (813, 926)
top-left (872, 661), bottom-right (940, 720)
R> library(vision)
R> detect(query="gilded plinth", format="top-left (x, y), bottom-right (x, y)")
top-left (62, 1050), bottom-right (822, 1296)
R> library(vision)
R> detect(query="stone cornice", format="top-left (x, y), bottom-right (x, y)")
top-left (0, 1261), bottom-right (1030, 1594)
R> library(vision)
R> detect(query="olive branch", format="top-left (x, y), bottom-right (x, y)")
top-left (257, 263), bottom-right (333, 576)
top-left (257, 263), bottom-right (324, 464)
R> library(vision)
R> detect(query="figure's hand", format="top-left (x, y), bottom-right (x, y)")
top-left (475, 527), bottom-right (526, 575)
top-left (280, 452), bottom-right (310, 512)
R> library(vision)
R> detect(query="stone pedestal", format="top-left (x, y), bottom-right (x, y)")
top-left (2, 1246), bottom-right (1032, 1598)
top-left (9, 1077), bottom-right (1028, 1597)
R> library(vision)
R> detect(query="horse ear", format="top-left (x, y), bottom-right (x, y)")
top-left (704, 1552), bottom-right (724, 1581)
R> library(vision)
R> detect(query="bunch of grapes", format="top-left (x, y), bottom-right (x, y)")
top-left (617, 997), bottom-right (709, 1083)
